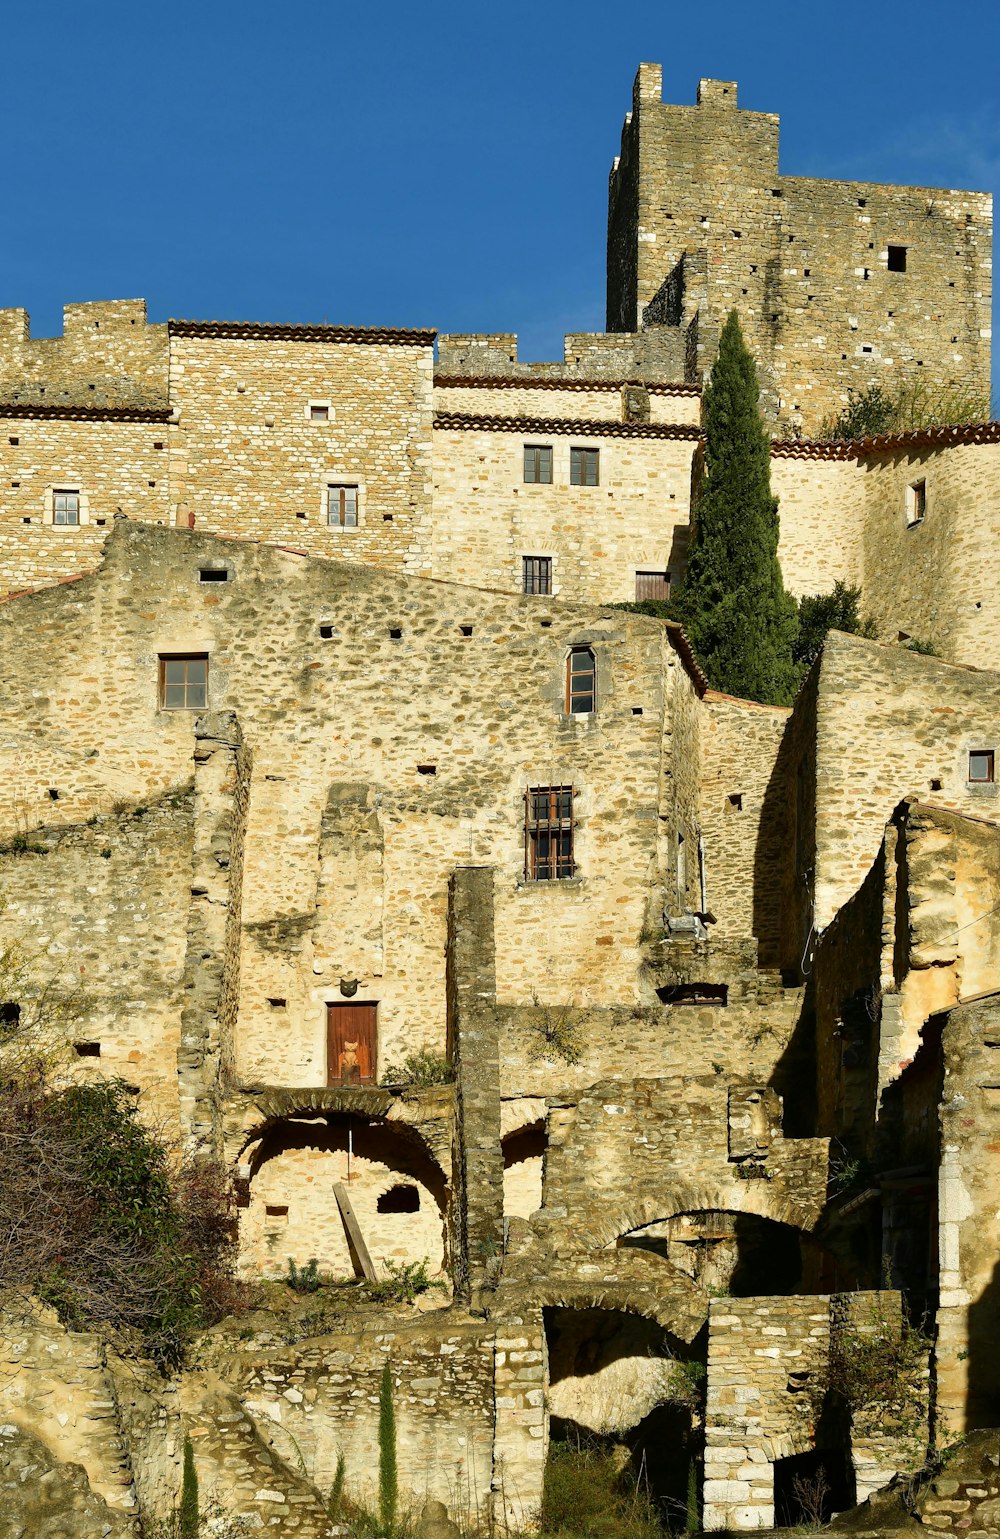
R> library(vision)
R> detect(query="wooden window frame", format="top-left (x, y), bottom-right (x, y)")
top-left (906, 478), bottom-right (926, 527)
top-left (52, 489), bottom-right (81, 526)
top-left (566, 646), bottom-right (596, 715)
top-left (635, 570), bottom-right (671, 602)
top-left (523, 556), bottom-right (552, 595)
top-left (969, 750), bottom-right (994, 784)
top-left (327, 483), bottom-right (359, 528)
top-left (158, 653), bottom-right (209, 711)
top-left (523, 444), bottom-right (553, 484)
top-left (569, 446), bottom-right (600, 487)
top-left (524, 785), bottom-right (576, 881)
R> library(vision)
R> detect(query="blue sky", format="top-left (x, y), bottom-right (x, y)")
top-left (3, 0), bottom-right (998, 396)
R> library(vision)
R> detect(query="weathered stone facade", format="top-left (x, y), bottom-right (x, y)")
top-left (2, 59), bottom-right (1000, 1539)
top-left (607, 65), bottom-right (992, 435)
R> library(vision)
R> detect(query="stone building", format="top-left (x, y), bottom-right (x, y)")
top-left (0, 60), bottom-right (999, 1539)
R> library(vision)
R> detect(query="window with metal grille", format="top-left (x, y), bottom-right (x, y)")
top-left (635, 571), bottom-right (671, 602)
top-left (570, 447), bottom-right (600, 486)
top-left (159, 655), bottom-right (209, 710)
top-left (969, 750), bottom-right (994, 783)
top-left (523, 556), bottom-right (552, 595)
top-left (53, 489), bottom-right (80, 526)
top-left (567, 647), bottom-right (596, 714)
top-left (327, 484), bottom-right (359, 527)
top-left (525, 785), bottom-right (575, 880)
top-left (523, 444), bottom-right (553, 484)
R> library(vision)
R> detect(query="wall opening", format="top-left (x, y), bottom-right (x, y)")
top-left (240, 1114), bottom-right (447, 1281)
top-left (502, 1122), bottom-right (546, 1218)
top-left (544, 1306), bottom-right (701, 1528)
top-left (617, 1211), bottom-right (834, 1297)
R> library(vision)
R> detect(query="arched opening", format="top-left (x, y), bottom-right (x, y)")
top-left (377, 1184), bottom-right (420, 1214)
top-left (503, 1122), bottom-right (546, 1219)
top-left (618, 1209), bottom-right (833, 1297)
top-left (239, 1114), bottom-right (447, 1281)
top-left (544, 1305), bottom-right (703, 1530)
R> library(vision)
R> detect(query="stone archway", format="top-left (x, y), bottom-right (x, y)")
top-left (502, 1120), bottom-right (546, 1220)
top-left (237, 1112), bottom-right (448, 1281)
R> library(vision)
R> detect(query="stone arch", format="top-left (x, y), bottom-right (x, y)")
top-left (619, 1208), bottom-right (836, 1298)
top-left (543, 1302), bottom-right (701, 1521)
top-left (502, 1119), bottom-right (546, 1220)
top-left (585, 1173), bottom-right (825, 1253)
top-left (237, 1110), bottom-right (448, 1281)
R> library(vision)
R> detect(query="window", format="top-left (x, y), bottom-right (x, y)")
top-left (523, 444), bottom-right (553, 484)
top-left (523, 556), bottom-right (552, 595)
top-left (570, 447), bottom-right (600, 487)
top-left (635, 571), bottom-right (671, 602)
top-left (327, 484), bottom-right (359, 527)
top-left (906, 479), bottom-right (926, 526)
top-left (887, 245), bottom-right (907, 273)
top-left (308, 402), bottom-right (331, 421)
top-left (53, 489), bottom-right (80, 526)
top-left (567, 647), bottom-right (596, 714)
top-left (159, 655), bottom-right (208, 710)
top-left (969, 751), bottom-right (994, 784)
top-left (525, 785), bottom-right (575, 880)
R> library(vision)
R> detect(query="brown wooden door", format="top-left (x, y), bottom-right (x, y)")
top-left (327, 1002), bottom-right (377, 1086)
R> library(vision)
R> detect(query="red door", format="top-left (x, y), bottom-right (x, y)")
top-left (327, 1003), bottom-right (377, 1086)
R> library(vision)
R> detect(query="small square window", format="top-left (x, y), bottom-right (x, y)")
top-left (887, 245), bottom-right (907, 273)
top-left (327, 485), bottom-right (359, 527)
top-left (906, 480), bottom-right (926, 526)
top-left (969, 751), bottom-right (994, 783)
top-left (53, 489), bottom-right (80, 526)
top-left (523, 556), bottom-right (552, 595)
top-left (309, 402), bottom-right (330, 421)
top-left (523, 444), bottom-right (553, 484)
top-left (570, 447), bottom-right (600, 487)
top-left (159, 654), bottom-right (209, 710)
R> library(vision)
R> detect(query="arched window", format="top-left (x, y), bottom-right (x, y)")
top-left (567, 647), bottom-right (596, 714)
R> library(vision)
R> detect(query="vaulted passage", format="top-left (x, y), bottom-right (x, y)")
top-left (239, 1115), bottom-right (447, 1281)
top-left (544, 1306), bottom-right (702, 1528)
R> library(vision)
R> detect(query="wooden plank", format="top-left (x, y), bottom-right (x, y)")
top-left (334, 1182), bottom-right (378, 1282)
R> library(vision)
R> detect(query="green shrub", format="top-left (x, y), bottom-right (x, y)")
top-left (902, 635), bottom-right (939, 656)
top-left (819, 380), bottom-right (993, 442)
top-left (327, 1451), bottom-right (347, 1519)
top-left (379, 1050), bottom-right (454, 1088)
top-left (365, 1257), bottom-right (444, 1305)
top-left (540, 1440), bottom-right (664, 1539)
top-left (794, 580), bottom-right (878, 671)
top-left (286, 1257), bottom-right (321, 1294)
top-left (0, 1061), bottom-right (242, 1367)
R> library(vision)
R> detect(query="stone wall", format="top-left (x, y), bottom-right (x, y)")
top-left (430, 419), bottom-right (697, 605)
top-left (808, 632), bottom-right (1000, 930)
top-left (0, 300), bottom-right (168, 408)
top-left (0, 524), bottom-right (694, 1091)
top-left (703, 1290), bottom-right (927, 1531)
top-left (235, 1315), bottom-right (496, 1516)
top-left (607, 65), bottom-right (992, 435)
top-left (0, 789), bottom-right (192, 1136)
top-left (168, 325), bottom-right (435, 575)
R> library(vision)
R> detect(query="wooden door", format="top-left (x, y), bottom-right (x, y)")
top-left (327, 1002), bottom-right (377, 1086)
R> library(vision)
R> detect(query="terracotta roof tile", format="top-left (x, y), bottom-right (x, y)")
top-left (772, 420), bottom-right (1000, 459)
top-left (434, 374), bottom-right (700, 396)
top-left (433, 411), bottom-right (701, 441)
top-left (169, 319), bottom-right (435, 347)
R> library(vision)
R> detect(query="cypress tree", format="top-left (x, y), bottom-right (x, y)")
top-left (179, 1435), bottom-right (199, 1539)
top-left (378, 1362), bottom-right (398, 1535)
top-left (676, 311), bottom-right (799, 705)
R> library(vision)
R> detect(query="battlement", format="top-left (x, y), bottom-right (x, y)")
top-left (0, 299), bottom-right (168, 410)
top-left (607, 65), bottom-right (992, 433)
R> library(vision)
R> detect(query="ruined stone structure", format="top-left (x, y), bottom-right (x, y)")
top-left (0, 61), bottom-right (999, 1539)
